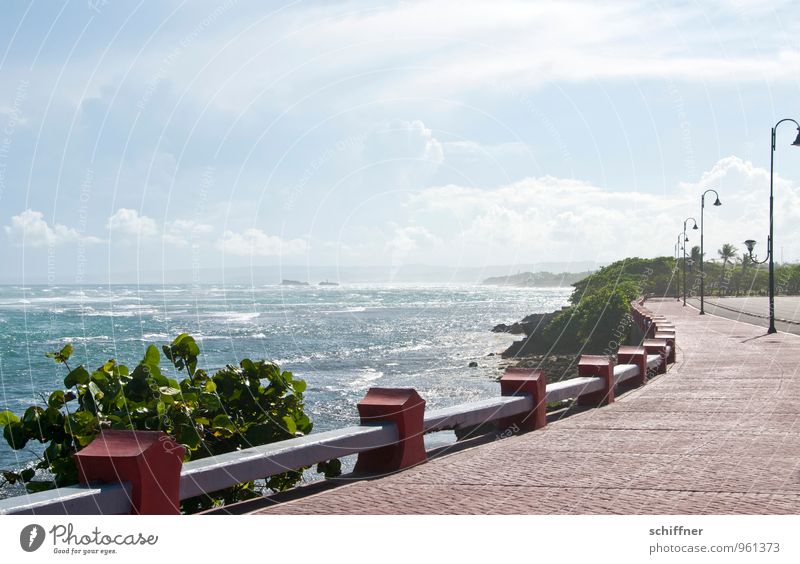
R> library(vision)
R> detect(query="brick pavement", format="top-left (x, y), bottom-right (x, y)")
top-left (251, 300), bottom-right (800, 514)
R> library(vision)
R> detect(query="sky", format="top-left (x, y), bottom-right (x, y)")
top-left (1, 0), bottom-right (800, 283)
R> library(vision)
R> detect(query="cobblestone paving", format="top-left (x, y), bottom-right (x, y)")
top-left (252, 300), bottom-right (800, 514)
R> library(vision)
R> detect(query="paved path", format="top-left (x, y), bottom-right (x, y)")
top-left (251, 300), bottom-right (800, 514)
top-left (687, 296), bottom-right (800, 335)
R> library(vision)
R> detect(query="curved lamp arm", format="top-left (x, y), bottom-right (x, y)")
top-left (701, 189), bottom-right (721, 206)
top-left (744, 237), bottom-right (771, 265)
top-left (773, 118), bottom-right (800, 150)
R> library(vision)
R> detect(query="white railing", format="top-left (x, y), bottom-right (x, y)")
top-left (0, 350), bottom-right (667, 515)
top-left (0, 299), bottom-right (674, 515)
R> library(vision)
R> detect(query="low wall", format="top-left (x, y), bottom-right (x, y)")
top-left (0, 299), bottom-right (677, 516)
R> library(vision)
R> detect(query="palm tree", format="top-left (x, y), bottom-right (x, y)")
top-left (717, 243), bottom-right (738, 296)
top-left (740, 252), bottom-right (757, 296)
top-left (689, 246), bottom-right (702, 271)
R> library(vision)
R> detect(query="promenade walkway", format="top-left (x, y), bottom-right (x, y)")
top-left (251, 299), bottom-right (800, 514)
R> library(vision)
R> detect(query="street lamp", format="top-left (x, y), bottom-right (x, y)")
top-left (683, 217), bottom-right (698, 306)
top-left (745, 118), bottom-right (800, 334)
top-left (744, 238), bottom-right (769, 302)
top-left (699, 189), bottom-right (722, 315)
top-left (675, 233), bottom-right (683, 301)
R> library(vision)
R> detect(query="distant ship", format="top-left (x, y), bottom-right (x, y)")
top-left (318, 280), bottom-right (339, 286)
top-left (281, 279), bottom-right (309, 286)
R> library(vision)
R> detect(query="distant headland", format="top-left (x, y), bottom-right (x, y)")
top-left (280, 279), bottom-right (340, 286)
top-left (482, 271), bottom-right (592, 287)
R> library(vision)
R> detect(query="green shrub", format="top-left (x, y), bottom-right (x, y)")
top-left (536, 257), bottom-right (668, 354)
top-left (543, 280), bottom-right (639, 353)
top-left (0, 335), bottom-right (337, 513)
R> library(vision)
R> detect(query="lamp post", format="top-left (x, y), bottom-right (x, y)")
top-left (675, 233), bottom-right (683, 301)
top-left (699, 189), bottom-right (722, 315)
top-left (745, 119), bottom-right (800, 334)
top-left (682, 217), bottom-right (698, 306)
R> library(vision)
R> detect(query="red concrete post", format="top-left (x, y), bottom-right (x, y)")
top-left (617, 345), bottom-right (648, 387)
top-left (654, 332), bottom-right (677, 363)
top-left (642, 338), bottom-right (668, 374)
top-left (576, 355), bottom-right (615, 406)
top-left (354, 388), bottom-right (427, 473)
top-left (74, 430), bottom-right (184, 515)
top-left (499, 368), bottom-right (547, 432)
top-left (632, 308), bottom-right (644, 331)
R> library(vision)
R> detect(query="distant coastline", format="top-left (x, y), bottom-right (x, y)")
top-left (482, 271), bottom-right (592, 287)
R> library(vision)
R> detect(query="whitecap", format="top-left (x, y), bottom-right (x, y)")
top-left (207, 311), bottom-right (260, 323)
top-left (347, 368), bottom-right (383, 390)
top-left (324, 307), bottom-right (367, 314)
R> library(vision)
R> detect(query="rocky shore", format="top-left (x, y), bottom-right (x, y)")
top-left (491, 307), bottom-right (580, 382)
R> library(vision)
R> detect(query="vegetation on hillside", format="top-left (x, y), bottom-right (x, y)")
top-left (483, 271), bottom-right (593, 287)
top-left (507, 257), bottom-right (677, 355)
top-left (684, 243), bottom-right (800, 297)
top-left (509, 248), bottom-right (800, 357)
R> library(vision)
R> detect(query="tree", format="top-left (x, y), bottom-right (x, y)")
top-left (717, 243), bottom-right (738, 296)
top-left (689, 245), bottom-right (702, 272)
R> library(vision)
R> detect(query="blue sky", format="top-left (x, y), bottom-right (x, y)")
top-left (2, 0), bottom-right (800, 282)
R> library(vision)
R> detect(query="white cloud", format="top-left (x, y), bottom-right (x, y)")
top-left (363, 119), bottom-right (444, 164)
top-left (386, 225), bottom-right (438, 255)
top-left (393, 155), bottom-right (800, 265)
top-left (162, 219), bottom-right (213, 247)
top-left (106, 208), bottom-right (159, 237)
top-left (677, 155), bottom-right (800, 259)
top-left (149, 0), bottom-right (800, 113)
top-left (215, 228), bottom-right (309, 256)
top-left (360, 119), bottom-right (444, 188)
top-left (4, 209), bottom-right (102, 248)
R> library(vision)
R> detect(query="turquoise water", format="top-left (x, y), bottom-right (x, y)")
top-left (0, 284), bottom-right (571, 483)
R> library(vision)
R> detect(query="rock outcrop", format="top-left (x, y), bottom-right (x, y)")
top-left (492, 311), bottom-right (560, 357)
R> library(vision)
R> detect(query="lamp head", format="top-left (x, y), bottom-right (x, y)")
top-left (684, 236), bottom-right (689, 242)
top-left (744, 239), bottom-right (757, 253)
top-left (692, 224), bottom-right (698, 230)
top-left (713, 197), bottom-right (722, 206)
top-left (793, 128), bottom-right (800, 147)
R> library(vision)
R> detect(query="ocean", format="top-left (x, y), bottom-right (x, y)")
top-left (0, 284), bottom-right (571, 490)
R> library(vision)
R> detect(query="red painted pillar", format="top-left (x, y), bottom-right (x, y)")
top-left (644, 316), bottom-right (655, 338)
top-left (654, 322), bottom-right (675, 333)
top-left (617, 345), bottom-right (648, 387)
top-left (499, 368), bottom-right (547, 432)
top-left (354, 388), bottom-right (427, 473)
top-left (74, 430), bottom-right (184, 515)
top-left (632, 308), bottom-right (643, 331)
top-left (576, 355), bottom-right (615, 406)
top-left (654, 331), bottom-right (677, 364)
top-left (642, 338), bottom-right (668, 374)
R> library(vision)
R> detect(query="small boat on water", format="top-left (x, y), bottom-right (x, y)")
top-left (319, 280), bottom-right (339, 286)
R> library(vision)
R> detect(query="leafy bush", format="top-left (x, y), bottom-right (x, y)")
top-left (571, 256), bottom-right (677, 303)
top-left (0, 335), bottom-right (337, 513)
top-left (543, 280), bottom-right (639, 353)
top-left (527, 257), bottom-right (671, 354)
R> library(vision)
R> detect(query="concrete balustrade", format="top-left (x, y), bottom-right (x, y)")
top-left (642, 338), bottom-right (669, 374)
top-left (499, 368), bottom-right (547, 431)
top-left (0, 298), bottom-right (678, 515)
top-left (576, 355), bottom-right (615, 406)
top-left (353, 388), bottom-right (427, 473)
top-left (74, 430), bottom-right (184, 515)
